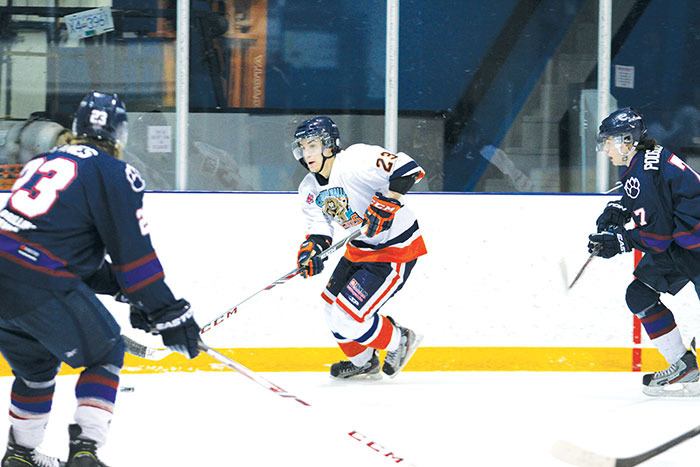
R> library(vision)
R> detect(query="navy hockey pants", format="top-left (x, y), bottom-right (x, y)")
top-left (634, 243), bottom-right (700, 297)
top-left (0, 277), bottom-right (123, 381)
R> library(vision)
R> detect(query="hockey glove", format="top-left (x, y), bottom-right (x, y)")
top-left (114, 291), bottom-right (130, 304)
top-left (588, 226), bottom-right (632, 259)
top-left (129, 305), bottom-right (153, 333)
top-left (149, 299), bottom-right (201, 359)
top-left (362, 192), bottom-right (402, 238)
top-left (297, 236), bottom-right (332, 278)
top-left (596, 201), bottom-right (631, 232)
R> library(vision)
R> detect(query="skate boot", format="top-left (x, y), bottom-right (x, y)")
top-left (382, 319), bottom-right (423, 378)
top-left (330, 350), bottom-right (381, 380)
top-left (66, 425), bottom-right (108, 467)
top-left (642, 338), bottom-right (700, 397)
top-left (1, 429), bottom-right (64, 467)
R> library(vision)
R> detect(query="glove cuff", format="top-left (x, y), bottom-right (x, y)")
top-left (374, 192), bottom-right (403, 207)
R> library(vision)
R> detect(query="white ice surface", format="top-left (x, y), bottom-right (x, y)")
top-left (1, 371), bottom-right (699, 466)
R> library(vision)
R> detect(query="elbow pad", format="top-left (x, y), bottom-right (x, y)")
top-left (389, 174), bottom-right (418, 195)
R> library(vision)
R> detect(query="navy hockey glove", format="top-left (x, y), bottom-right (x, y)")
top-left (114, 291), bottom-right (130, 304)
top-left (115, 293), bottom-right (154, 333)
top-left (596, 201), bottom-right (631, 232)
top-left (150, 299), bottom-right (201, 359)
top-left (588, 226), bottom-right (632, 259)
top-left (129, 305), bottom-right (153, 333)
top-left (297, 235), bottom-right (332, 278)
top-left (362, 192), bottom-right (402, 238)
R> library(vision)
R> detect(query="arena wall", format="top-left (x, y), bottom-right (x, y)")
top-left (2, 192), bottom-right (699, 374)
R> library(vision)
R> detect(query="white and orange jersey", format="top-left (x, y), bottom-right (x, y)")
top-left (298, 143), bottom-right (427, 263)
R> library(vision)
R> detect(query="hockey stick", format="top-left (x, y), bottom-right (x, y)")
top-left (567, 243), bottom-right (602, 289)
top-left (122, 335), bottom-right (416, 465)
top-left (198, 340), bottom-right (311, 406)
top-left (561, 182), bottom-right (623, 290)
top-left (552, 424), bottom-right (700, 466)
top-left (121, 230), bottom-right (361, 359)
top-left (200, 229), bottom-right (361, 334)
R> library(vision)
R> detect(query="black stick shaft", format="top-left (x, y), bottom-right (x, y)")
top-left (568, 244), bottom-right (601, 289)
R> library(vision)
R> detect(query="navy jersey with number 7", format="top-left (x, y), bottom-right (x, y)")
top-left (0, 144), bottom-right (176, 313)
top-left (617, 145), bottom-right (700, 253)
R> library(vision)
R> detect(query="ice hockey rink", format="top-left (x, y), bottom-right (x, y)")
top-left (1, 193), bottom-right (699, 466)
top-left (0, 370), bottom-right (697, 466)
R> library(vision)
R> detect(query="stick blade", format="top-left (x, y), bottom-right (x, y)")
top-left (559, 259), bottom-right (570, 292)
top-left (122, 335), bottom-right (171, 361)
top-left (551, 440), bottom-right (617, 467)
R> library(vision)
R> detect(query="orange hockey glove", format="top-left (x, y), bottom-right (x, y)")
top-left (297, 235), bottom-right (332, 278)
top-left (362, 192), bottom-right (402, 237)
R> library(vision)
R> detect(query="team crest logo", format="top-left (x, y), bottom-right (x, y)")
top-left (624, 177), bottom-right (640, 199)
top-left (125, 164), bottom-right (146, 192)
top-left (316, 187), bottom-right (363, 228)
top-left (323, 196), bottom-right (349, 222)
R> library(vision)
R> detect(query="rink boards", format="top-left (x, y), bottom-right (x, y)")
top-left (1, 191), bottom-right (699, 374)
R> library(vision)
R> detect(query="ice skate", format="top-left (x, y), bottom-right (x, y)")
top-left (330, 350), bottom-right (381, 380)
top-left (382, 321), bottom-right (423, 378)
top-left (66, 425), bottom-right (108, 467)
top-left (642, 339), bottom-right (700, 397)
top-left (1, 429), bottom-right (64, 467)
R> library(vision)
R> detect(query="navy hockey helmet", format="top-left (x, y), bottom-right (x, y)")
top-left (72, 91), bottom-right (128, 147)
top-left (292, 116), bottom-right (341, 168)
top-left (596, 107), bottom-right (647, 151)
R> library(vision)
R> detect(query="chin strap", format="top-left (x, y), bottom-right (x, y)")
top-left (316, 153), bottom-right (335, 173)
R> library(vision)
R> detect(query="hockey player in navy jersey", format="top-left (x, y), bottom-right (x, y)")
top-left (588, 107), bottom-right (700, 396)
top-left (0, 91), bottom-right (200, 466)
top-left (292, 116), bottom-right (426, 380)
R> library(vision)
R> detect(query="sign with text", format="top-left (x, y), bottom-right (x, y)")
top-left (64, 7), bottom-right (114, 40)
top-left (147, 126), bottom-right (172, 153)
top-left (614, 65), bottom-right (635, 89)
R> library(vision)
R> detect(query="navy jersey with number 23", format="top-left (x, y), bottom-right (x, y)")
top-left (0, 144), bottom-right (176, 312)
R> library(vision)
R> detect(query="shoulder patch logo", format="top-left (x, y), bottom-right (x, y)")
top-left (306, 193), bottom-right (314, 204)
top-left (624, 177), bottom-right (640, 199)
top-left (125, 164), bottom-right (146, 192)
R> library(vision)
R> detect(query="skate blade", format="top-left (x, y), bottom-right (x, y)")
top-left (387, 333), bottom-right (424, 379)
top-left (330, 371), bottom-right (383, 381)
top-left (642, 381), bottom-right (700, 397)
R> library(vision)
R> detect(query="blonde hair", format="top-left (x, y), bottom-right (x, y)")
top-left (65, 135), bottom-right (123, 159)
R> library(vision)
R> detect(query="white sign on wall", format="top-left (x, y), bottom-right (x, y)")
top-left (147, 126), bottom-right (172, 153)
top-left (614, 64), bottom-right (635, 89)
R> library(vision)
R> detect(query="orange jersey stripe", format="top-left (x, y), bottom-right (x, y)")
top-left (344, 236), bottom-right (427, 263)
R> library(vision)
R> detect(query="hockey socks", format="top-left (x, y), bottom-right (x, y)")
top-left (8, 377), bottom-right (55, 449)
top-left (335, 315), bottom-right (401, 366)
top-left (74, 364), bottom-right (120, 447)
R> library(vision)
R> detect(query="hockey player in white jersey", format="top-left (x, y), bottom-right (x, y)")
top-left (292, 116), bottom-right (426, 379)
